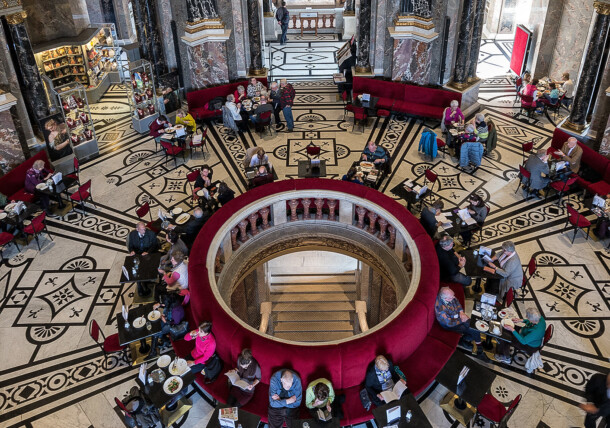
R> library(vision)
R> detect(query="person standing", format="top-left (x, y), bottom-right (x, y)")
top-left (269, 81), bottom-right (282, 128)
top-left (580, 372), bottom-right (610, 428)
top-left (280, 79), bottom-right (295, 132)
top-left (276, 1), bottom-right (290, 45)
top-left (268, 369), bottom-right (302, 428)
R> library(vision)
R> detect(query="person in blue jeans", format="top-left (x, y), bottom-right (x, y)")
top-left (280, 79), bottom-right (296, 132)
top-left (276, 1), bottom-right (290, 45)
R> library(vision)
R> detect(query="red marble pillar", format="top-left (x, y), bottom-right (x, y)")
top-left (355, 206), bottom-right (367, 229)
top-left (327, 199), bottom-right (337, 221)
top-left (238, 219), bottom-right (249, 242)
top-left (378, 217), bottom-right (388, 240)
top-left (259, 206), bottom-right (271, 230)
top-left (302, 198), bottom-right (312, 220)
top-left (367, 211), bottom-right (378, 234)
top-left (314, 198), bottom-right (324, 220)
top-left (388, 225), bottom-right (396, 249)
top-left (248, 212), bottom-right (259, 236)
top-left (288, 199), bottom-right (299, 221)
top-left (231, 227), bottom-right (239, 250)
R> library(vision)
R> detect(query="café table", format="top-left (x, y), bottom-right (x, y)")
top-left (293, 416), bottom-right (341, 428)
top-left (298, 160), bottom-right (327, 178)
top-left (120, 252), bottom-right (163, 302)
top-left (1, 202), bottom-right (40, 234)
top-left (373, 393), bottom-right (432, 428)
top-left (116, 302), bottom-right (163, 365)
top-left (350, 161), bottom-right (384, 189)
top-left (469, 301), bottom-right (522, 350)
top-left (440, 209), bottom-right (481, 238)
top-left (461, 249), bottom-right (502, 295)
top-left (390, 181), bottom-right (431, 212)
top-left (37, 175), bottom-right (78, 208)
top-left (436, 350), bottom-right (496, 426)
top-left (353, 95), bottom-right (379, 115)
top-left (206, 404), bottom-right (261, 428)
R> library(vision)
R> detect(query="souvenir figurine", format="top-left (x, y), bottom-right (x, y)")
top-left (66, 117), bottom-right (76, 129)
top-left (147, 104), bottom-right (155, 115)
top-left (134, 92), bottom-right (143, 104)
top-left (70, 133), bottom-right (79, 144)
top-left (145, 88), bottom-right (154, 99)
top-left (79, 112), bottom-right (89, 125)
top-left (76, 97), bottom-right (84, 108)
top-left (83, 128), bottom-right (93, 140)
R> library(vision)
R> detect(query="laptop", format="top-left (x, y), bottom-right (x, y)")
top-left (386, 405), bottom-right (401, 425)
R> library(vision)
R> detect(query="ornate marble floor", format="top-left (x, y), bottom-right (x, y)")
top-left (0, 41), bottom-right (608, 428)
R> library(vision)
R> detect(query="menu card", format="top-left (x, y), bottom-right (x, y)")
top-left (121, 304), bottom-right (129, 321)
top-left (457, 366), bottom-right (470, 385)
top-left (122, 266), bottom-right (129, 280)
top-left (139, 362), bottom-right (148, 385)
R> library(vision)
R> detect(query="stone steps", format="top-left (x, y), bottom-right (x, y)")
top-left (270, 292), bottom-right (356, 302)
top-left (276, 311), bottom-right (352, 322)
top-left (273, 331), bottom-right (354, 342)
top-left (270, 283), bottom-right (357, 293)
top-left (273, 321), bottom-right (354, 332)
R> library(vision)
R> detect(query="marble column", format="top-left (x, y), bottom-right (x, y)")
top-left (467, 0), bottom-right (485, 80)
top-left (247, 0), bottom-right (266, 76)
top-left (451, 0), bottom-right (475, 88)
top-left (0, 92), bottom-right (26, 177)
top-left (356, 0), bottom-right (372, 73)
top-left (132, 0), bottom-right (167, 85)
top-left (4, 11), bottom-right (49, 120)
top-left (181, 0), bottom-right (231, 89)
top-left (344, 0), bottom-right (355, 14)
top-left (565, 2), bottom-right (610, 132)
top-left (262, 0), bottom-right (273, 16)
top-left (100, 0), bottom-right (117, 25)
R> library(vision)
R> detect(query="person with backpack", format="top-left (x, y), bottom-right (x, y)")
top-left (276, 1), bottom-right (290, 45)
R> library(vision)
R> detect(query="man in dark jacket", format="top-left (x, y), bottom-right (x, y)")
top-left (128, 222), bottom-right (159, 255)
top-left (580, 372), bottom-right (610, 428)
top-left (170, 207), bottom-right (209, 248)
top-left (436, 236), bottom-right (471, 286)
top-left (364, 355), bottom-right (406, 406)
top-left (420, 200), bottom-right (443, 238)
top-left (275, 1), bottom-right (290, 45)
top-left (523, 150), bottom-right (550, 199)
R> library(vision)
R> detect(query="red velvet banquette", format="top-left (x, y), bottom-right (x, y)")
top-left (0, 150), bottom-right (51, 203)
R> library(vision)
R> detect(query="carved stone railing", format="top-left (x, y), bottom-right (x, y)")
top-left (289, 13), bottom-right (337, 34)
top-left (0, 0), bottom-right (22, 16)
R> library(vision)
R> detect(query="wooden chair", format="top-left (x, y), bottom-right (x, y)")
top-left (476, 394), bottom-right (522, 428)
top-left (436, 138), bottom-right (447, 158)
top-left (515, 165), bottom-right (531, 196)
top-left (342, 91), bottom-right (354, 120)
top-left (352, 106), bottom-right (367, 133)
top-left (545, 175), bottom-right (577, 205)
top-left (89, 319), bottom-right (126, 366)
top-left (160, 140), bottom-right (186, 167)
top-left (562, 203), bottom-right (591, 244)
top-left (0, 232), bottom-right (20, 263)
top-left (69, 179), bottom-right (96, 215)
top-left (518, 256), bottom-right (537, 302)
top-left (189, 127), bottom-right (208, 159)
top-left (186, 169), bottom-right (200, 206)
top-left (65, 157), bottom-right (81, 186)
top-left (136, 202), bottom-right (160, 234)
top-left (519, 94), bottom-right (536, 118)
top-left (306, 143), bottom-right (321, 159)
top-left (258, 111), bottom-right (273, 136)
top-left (423, 168), bottom-right (438, 199)
top-left (24, 212), bottom-right (53, 250)
top-left (521, 141), bottom-right (534, 164)
top-left (513, 76), bottom-right (523, 105)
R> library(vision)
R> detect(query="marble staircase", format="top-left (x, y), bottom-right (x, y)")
top-left (269, 272), bottom-right (357, 342)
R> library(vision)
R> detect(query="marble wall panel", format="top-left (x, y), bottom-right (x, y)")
top-left (527, 0), bottom-right (564, 79)
top-left (187, 42), bottom-right (230, 89)
top-left (68, 0), bottom-right (90, 31)
top-left (23, 0), bottom-right (78, 45)
top-left (158, 0), bottom-right (177, 70)
top-left (588, 51), bottom-right (610, 143)
top-left (599, 114), bottom-right (610, 156)
top-left (383, 0), bottom-right (401, 78)
top-left (429, 0), bottom-right (448, 85)
top-left (86, 0), bottom-right (104, 26)
top-left (548, 0), bottom-right (594, 80)
top-left (170, 0), bottom-right (191, 89)
top-left (115, 0), bottom-right (136, 40)
top-left (392, 38), bottom-right (431, 84)
top-left (216, 0), bottom-right (247, 80)
top-left (0, 110), bottom-right (25, 177)
top-left (442, 0), bottom-right (460, 83)
top-left (373, 0), bottom-right (387, 74)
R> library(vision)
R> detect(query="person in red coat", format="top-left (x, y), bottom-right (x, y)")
top-left (149, 115), bottom-right (169, 143)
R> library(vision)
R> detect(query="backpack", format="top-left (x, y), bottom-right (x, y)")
top-left (209, 96), bottom-right (224, 111)
top-left (122, 386), bottom-right (160, 428)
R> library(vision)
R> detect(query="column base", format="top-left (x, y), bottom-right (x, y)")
top-left (263, 12), bottom-right (274, 17)
top-left (353, 66), bottom-right (375, 76)
top-left (444, 79), bottom-right (483, 119)
top-left (343, 15), bottom-right (356, 40)
top-left (563, 119), bottom-right (587, 132)
top-left (248, 67), bottom-right (268, 78)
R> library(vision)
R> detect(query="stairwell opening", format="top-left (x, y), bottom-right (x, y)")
top-left (229, 250), bottom-right (398, 343)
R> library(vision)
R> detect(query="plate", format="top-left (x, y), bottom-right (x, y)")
top-left (174, 124), bottom-right (184, 129)
top-left (148, 310), bottom-right (161, 321)
top-left (449, 129), bottom-right (458, 135)
top-left (5, 203), bottom-right (16, 211)
top-left (175, 213), bottom-right (190, 225)
top-left (475, 320), bottom-right (489, 332)
top-left (169, 358), bottom-right (188, 375)
top-left (172, 207), bottom-right (183, 216)
top-left (23, 220), bottom-right (31, 226)
top-left (252, 97), bottom-right (261, 102)
top-left (36, 183), bottom-right (48, 190)
top-left (498, 309), bottom-right (508, 319)
top-left (163, 376), bottom-right (183, 395)
top-left (360, 161), bottom-right (374, 168)
top-left (157, 355), bottom-right (171, 368)
top-left (501, 319), bottom-right (515, 328)
top-left (0, 213), bottom-right (7, 220)
top-left (133, 316), bottom-right (146, 328)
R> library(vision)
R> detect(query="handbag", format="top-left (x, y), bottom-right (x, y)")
top-left (169, 321), bottom-right (188, 340)
top-left (359, 388), bottom-right (371, 411)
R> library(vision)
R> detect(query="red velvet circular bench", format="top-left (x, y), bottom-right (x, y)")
top-left (171, 179), bottom-right (462, 424)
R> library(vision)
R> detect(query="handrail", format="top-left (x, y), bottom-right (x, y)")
top-left (355, 300), bottom-right (368, 332)
top-left (259, 301), bottom-right (272, 333)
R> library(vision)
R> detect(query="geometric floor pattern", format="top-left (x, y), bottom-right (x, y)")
top-left (0, 40), bottom-right (608, 428)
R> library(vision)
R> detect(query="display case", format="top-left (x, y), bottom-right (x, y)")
top-left (54, 82), bottom-right (99, 161)
top-left (34, 27), bottom-right (121, 103)
top-left (125, 59), bottom-right (159, 133)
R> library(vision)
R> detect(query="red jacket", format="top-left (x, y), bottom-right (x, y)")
top-left (149, 119), bottom-right (166, 137)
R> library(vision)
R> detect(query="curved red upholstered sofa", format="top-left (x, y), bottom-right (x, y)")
top-left (173, 179), bottom-right (461, 424)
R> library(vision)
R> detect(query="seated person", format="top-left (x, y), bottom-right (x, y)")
top-left (148, 292), bottom-right (185, 357)
top-left (537, 82), bottom-right (559, 108)
top-left (250, 165), bottom-right (274, 188)
top-left (443, 100), bottom-right (464, 130)
top-left (225, 94), bottom-right (247, 131)
top-left (149, 115), bottom-right (170, 143)
top-left (455, 124), bottom-right (478, 159)
top-left (555, 72), bottom-right (574, 109)
top-left (184, 321), bottom-right (222, 381)
top-left (227, 348), bottom-right (261, 407)
top-left (45, 119), bottom-right (72, 161)
top-left (364, 355), bottom-right (407, 406)
top-left (127, 221), bottom-right (159, 255)
top-left (25, 159), bottom-right (54, 213)
top-left (251, 96), bottom-right (274, 132)
top-left (472, 113), bottom-right (489, 144)
top-left (495, 307), bottom-right (546, 363)
top-left (555, 137), bottom-right (582, 178)
top-left (168, 207), bottom-right (209, 248)
top-left (0, 192), bottom-right (7, 211)
top-left (305, 378), bottom-right (344, 421)
top-left (159, 230), bottom-right (188, 270)
top-left (520, 78), bottom-right (539, 107)
top-left (247, 77), bottom-right (267, 98)
top-left (158, 250), bottom-right (188, 292)
top-left (435, 286), bottom-right (482, 353)
top-left (361, 140), bottom-right (389, 167)
top-left (215, 181), bottom-right (235, 206)
top-left (523, 150), bottom-right (550, 199)
top-left (175, 109), bottom-right (197, 133)
top-left (342, 167), bottom-right (364, 184)
top-left (249, 147), bottom-right (273, 171)
top-left (436, 236), bottom-right (472, 286)
top-left (268, 369), bottom-right (302, 428)
top-left (234, 85), bottom-right (247, 103)
top-left (459, 194), bottom-right (487, 245)
top-left (162, 87), bottom-right (179, 114)
top-left (486, 241), bottom-right (523, 300)
top-left (192, 165), bottom-right (213, 202)
top-left (580, 372), bottom-right (610, 428)
top-left (420, 199), bottom-right (444, 238)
